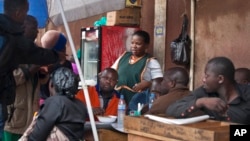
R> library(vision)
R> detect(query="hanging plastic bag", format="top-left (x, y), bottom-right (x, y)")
top-left (170, 14), bottom-right (191, 65)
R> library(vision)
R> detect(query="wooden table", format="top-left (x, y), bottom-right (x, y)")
top-left (98, 129), bottom-right (127, 141)
top-left (84, 122), bottom-right (127, 141)
top-left (124, 116), bottom-right (230, 141)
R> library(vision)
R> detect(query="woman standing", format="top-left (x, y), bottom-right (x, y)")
top-left (112, 30), bottom-right (163, 107)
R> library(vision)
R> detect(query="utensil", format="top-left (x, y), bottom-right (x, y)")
top-left (137, 103), bottom-right (144, 112)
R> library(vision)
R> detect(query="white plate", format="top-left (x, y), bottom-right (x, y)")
top-left (144, 114), bottom-right (210, 125)
top-left (97, 115), bottom-right (117, 123)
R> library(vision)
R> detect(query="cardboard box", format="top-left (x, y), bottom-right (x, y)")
top-left (106, 7), bottom-right (141, 26)
top-left (126, 0), bottom-right (142, 7)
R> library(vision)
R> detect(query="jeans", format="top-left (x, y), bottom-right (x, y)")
top-left (128, 89), bottom-right (150, 111)
top-left (0, 103), bottom-right (3, 140)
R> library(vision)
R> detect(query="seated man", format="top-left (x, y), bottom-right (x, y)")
top-left (76, 68), bottom-right (121, 117)
top-left (166, 57), bottom-right (250, 124)
top-left (235, 67), bottom-right (250, 85)
top-left (128, 76), bottom-right (163, 113)
top-left (129, 67), bottom-right (190, 115)
top-left (146, 67), bottom-right (191, 115)
top-left (76, 68), bottom-right (121, 141)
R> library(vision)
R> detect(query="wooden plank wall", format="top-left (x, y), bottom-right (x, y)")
top-left (193, 0), bottom-right (250, 87)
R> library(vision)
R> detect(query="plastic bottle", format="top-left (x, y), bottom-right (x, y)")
top-left (148, 93), bottom-right (155, 109)
top-left (117, 94), bottom-right (126, 128)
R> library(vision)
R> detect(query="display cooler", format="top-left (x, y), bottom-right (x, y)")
top-left (80, 26), bottom-right (139, 85)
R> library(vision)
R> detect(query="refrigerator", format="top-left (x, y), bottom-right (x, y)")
top-left (80, 26), bottom-right (139, 85)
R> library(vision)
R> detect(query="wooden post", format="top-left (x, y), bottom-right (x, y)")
top-left (189, 0), bottom-right (195, 90)
top-left (154, 0), bottom-right (167, 70)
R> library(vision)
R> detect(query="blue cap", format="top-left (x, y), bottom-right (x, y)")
top-left (53, 33), bottom-right (67, 52)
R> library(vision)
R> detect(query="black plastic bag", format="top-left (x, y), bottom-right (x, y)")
top-left (170, 14), bottom-right (191, 65)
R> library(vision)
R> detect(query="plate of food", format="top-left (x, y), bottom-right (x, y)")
top-left (97, 115), bottom-right (117, 123)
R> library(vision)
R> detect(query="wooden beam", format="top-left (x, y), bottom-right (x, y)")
top-left (154, 0), bottom-right (167, 70)
top-left (189, 0), bottom-right (195, 91)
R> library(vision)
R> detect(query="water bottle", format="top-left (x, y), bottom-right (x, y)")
top-left (117, 94), bottom-right (126, 128)
top-left (148, 93), bottom-right (155, 109)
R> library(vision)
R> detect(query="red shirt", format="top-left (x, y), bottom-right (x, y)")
top-left (76, 86), bottom-right (120, 116)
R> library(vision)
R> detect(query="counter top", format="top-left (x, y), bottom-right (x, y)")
top-left (124, 115), bottom-right (230, 141)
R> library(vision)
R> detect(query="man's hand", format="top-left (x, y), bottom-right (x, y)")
top-left (196, 97), bottom-right (228, 115)
top-left (92, 107), bottom-right (105, 116)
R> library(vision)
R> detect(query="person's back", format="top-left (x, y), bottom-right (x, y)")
top-left (36, 95), bottom-right (86, 140)
top-left (235, 67), bottom-right (250, 85)
top-left (146, 67), bottom-right (191, 115)
top-left (27, 67), bottom-right (87, 141)
top-left (3, 15), bottom-right (41, 141)
top-left (129, 67), bottom-right (190, 114)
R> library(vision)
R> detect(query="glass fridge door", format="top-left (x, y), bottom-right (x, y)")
top-left (80, 27), bottom-right (100, 86)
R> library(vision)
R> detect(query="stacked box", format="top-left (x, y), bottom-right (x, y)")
top-left (106, 7), bottom-right (141, 26)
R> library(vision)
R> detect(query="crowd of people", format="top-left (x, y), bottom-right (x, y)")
top-left (0, 0), bottom-right (250, 141)
top-left (0, 0), bottom-right (65, 140)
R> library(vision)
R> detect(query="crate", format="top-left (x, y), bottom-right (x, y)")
top-left (98, 129), bottom-right (127, 141)
top-left (84, 128), bottom-right (127, 141)
top-left (106, 7), bottom-right (141, 26)
top-left (124, 116), bottom-right (230, 141)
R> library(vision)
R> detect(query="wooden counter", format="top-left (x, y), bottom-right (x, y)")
top-left (98, 129), bottom-right (127, 141)
top-left (84, 122), bottom-right (127, 141)
top-left (124, 116), bottom-right (230, 141)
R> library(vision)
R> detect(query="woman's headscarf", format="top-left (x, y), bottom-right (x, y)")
top-left (51, 67), bottom-right (78, 98)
